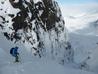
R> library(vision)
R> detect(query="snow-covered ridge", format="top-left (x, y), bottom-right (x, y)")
top-left (0, 0), bottom-right (73, 64)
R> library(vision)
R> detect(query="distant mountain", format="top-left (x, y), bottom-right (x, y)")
top-left (65, 12), bottom-right (98, 33)
top-left (75, 19), bottom-right (98, 36)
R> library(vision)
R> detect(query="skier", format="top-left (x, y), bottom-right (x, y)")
top-left (10, 46), bottom-right (19, 62)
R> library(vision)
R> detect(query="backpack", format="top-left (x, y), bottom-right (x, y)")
top-left (10, 47), bottom-right (18, 57)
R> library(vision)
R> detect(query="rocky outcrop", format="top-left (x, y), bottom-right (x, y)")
top-left (0, 0), bottom-right (74, 63)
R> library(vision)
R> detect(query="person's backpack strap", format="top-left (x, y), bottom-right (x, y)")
top-left (10, 48), bottom-right (14, 55)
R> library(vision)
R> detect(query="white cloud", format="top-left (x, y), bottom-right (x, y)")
top-left (59, 3), bottom-right (98, 32)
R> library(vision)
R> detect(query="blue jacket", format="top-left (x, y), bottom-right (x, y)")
top-left (10, 47), bottom-right (19, 57)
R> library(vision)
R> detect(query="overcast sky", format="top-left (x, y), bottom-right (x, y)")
top-left (56, 0), bottom-right (98, 17)
top-left (57, 0), bottom-right (98, 5)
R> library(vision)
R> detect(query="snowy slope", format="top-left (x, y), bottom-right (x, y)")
top-left (0, 48), bottom-right (96, 74)
top-left (0, 36), bottom-right (96, 74)
top-left (66, 12), bottom-right (98, 73)
top-left (69, 33), bottom-right (98, 67)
